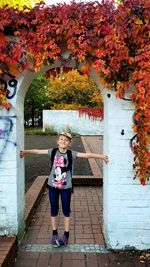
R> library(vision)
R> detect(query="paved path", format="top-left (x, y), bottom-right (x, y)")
top-left (14, 251), bottom-right (150, 267)
top-left (82, 136), bottom-right (103, 170)
top-left (14, 184), bottom-right (149, 267)
top-left (81, 136), bottom-right (103, 178)
top-left (20, 186), bottom-right (104, 247)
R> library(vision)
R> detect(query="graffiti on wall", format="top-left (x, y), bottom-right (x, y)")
top-left (0, 77), bottom-right (17, 99)
top-left (0, 115), bottom-right (17, 157)
top-left (0, 76), bottom-right (18, 159)
top-left (0, 76), bottom-right (17, 110)
top-left (8, 78), bottom-right (18, 99)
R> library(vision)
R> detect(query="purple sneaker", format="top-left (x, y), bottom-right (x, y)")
top-left (57, 234), bottom-right (69, 247)
top-left (51, 234), bottom-right (59, 247)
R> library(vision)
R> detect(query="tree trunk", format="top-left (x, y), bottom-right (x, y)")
top-left (31, 100), bottom-right (35, 128)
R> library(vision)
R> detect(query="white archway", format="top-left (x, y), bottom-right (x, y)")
top-left (0, 57), bottom-right (150, 250)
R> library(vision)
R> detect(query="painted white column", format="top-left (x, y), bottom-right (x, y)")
top-left (0, 74), bottom-right (25, 237)
top-left (0, 70), bottom-right (39, 237)
top-left (103, 89), bottom-right (150, 250)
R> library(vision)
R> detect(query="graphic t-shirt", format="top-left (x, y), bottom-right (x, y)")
top-left (47, 149), bottom-right (77, 189)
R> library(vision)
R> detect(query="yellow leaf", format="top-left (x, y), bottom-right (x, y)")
top-left (135, 18), bottom-right (143, 25)
top-left (99, 77), bottom-right (110, 88)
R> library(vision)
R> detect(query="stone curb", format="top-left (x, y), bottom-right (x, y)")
top-left (0, 237), bottom-right (17, 267)
top-left (25, 175), bottom-right (48, 229)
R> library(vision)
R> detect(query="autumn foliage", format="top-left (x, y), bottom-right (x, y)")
top-left (46, 69), bottom-right (103, 110)
top-left (0, 0), bottom-right (41, 9)
top-left (0, 0), bottom-right (149, 184)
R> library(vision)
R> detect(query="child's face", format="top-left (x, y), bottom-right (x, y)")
top-left (57, 135), bottom-right (71, 149)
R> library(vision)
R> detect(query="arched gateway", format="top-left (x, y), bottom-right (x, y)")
top-left (0, 1), bottom-right (150, 250)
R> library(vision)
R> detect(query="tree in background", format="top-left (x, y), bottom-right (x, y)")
top-left (25, 69), bottom-right (103, 127)
top-left (47, 69), bottom-right (103, 110)
top-left (25, 75), bottom-right (51, 127)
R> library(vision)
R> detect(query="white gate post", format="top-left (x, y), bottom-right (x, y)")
top-left (103, 89), bottom-right (150, 250)
top-left (0, 73), bottom-right (25, 237)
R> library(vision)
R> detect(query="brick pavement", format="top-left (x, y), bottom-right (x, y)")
top-left (14, 250), bottom-right (150, 267)
top-left (20, 186), bottom-right (104, 246)
top-left (14, 185), bottom-right (150, 267)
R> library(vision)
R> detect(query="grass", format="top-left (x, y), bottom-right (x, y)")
top-left (25, 127), bottom-right (78, 136)
top-left (25, 127), bottom-right (57, 136)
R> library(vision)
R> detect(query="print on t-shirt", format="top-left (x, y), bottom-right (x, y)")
top-left (52, 155), bottom-right (68, 189)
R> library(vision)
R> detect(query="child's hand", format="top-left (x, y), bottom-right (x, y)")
top-left (20, 150), bottom-right (24, 158)
top-left (102, 155), bottom-right (109, 164)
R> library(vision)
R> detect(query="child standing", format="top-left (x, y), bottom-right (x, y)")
top-left (20, 132), bottom-right (109, 247)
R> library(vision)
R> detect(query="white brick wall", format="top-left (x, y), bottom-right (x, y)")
top-left (0, 76), bottom-right (23, 236)
top-left (43, 110), bottom-right (103, 135)
top-left (103, 89), bottom-right (150, 250)
top-left (0, 72), bottom-right (31, 236)
top-left (0, 62), bottom-right (150, 249)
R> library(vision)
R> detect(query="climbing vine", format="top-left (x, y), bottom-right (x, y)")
top-left (78, 108), bottom-right (103, 121)
top-left (0, 0), bottom-right (149, 184)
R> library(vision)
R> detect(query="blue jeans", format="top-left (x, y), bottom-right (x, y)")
top-left (48, 186), bottom-right (72, 217)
